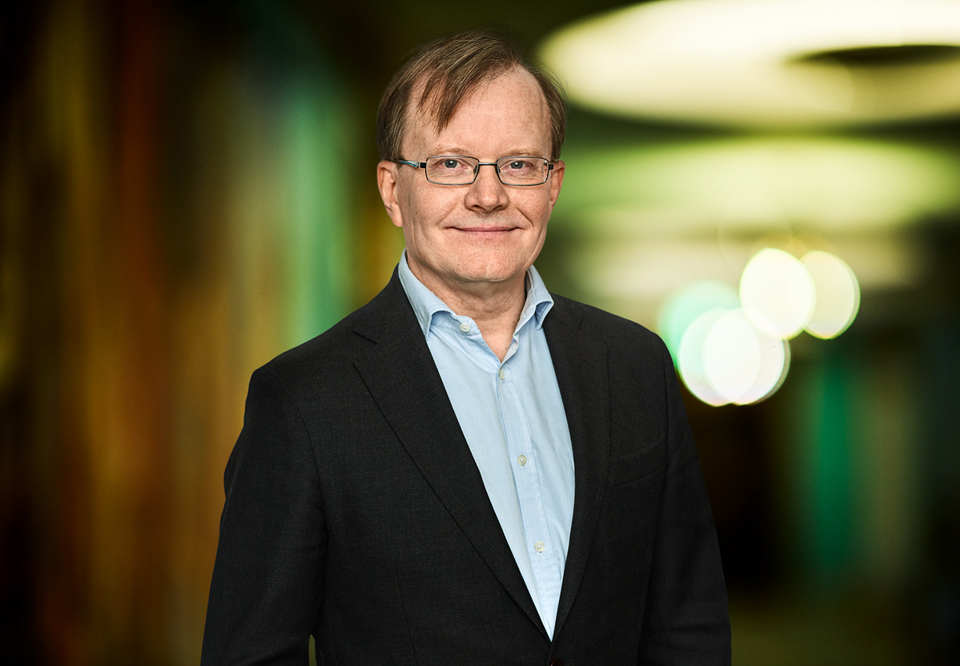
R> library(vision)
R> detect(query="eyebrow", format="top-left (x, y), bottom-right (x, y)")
top-left (428, 146), bottom-right (548, 157)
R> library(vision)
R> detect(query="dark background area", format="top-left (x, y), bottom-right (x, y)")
top-left (2, 1), bottom-right (959, 663)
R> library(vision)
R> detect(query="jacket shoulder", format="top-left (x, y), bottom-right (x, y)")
top-left (252, 275), bottom-right (411, 389)
top-left (550, 293), bottom-right (668, 356)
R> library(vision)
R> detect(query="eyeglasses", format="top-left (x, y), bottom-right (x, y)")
top-left (395, 155), bottom-right (554, 186)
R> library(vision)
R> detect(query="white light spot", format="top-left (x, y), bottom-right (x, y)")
top-left (801, 250), bottom-right (861, 338)
top-left (703, 309), bottom-right (762, 403)
top-left (678, 309), bottom-right (730, 406)
top-left (658, 280), bottom-right (741, 360)
top-left (702, 309), bottom-right (790, 405)
top-left (740, 248), bottom-right (815, 339)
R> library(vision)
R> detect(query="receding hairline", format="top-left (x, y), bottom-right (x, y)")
top-left (401, 65), bottom-right (553, 155)
top-left (376, 30), bottom-right (566, 162)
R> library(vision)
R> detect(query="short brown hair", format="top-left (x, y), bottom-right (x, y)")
top-left (376, 30), bottom-right (566, 162)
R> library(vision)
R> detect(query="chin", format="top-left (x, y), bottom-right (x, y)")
top-left (455, 257), bottom-right (526, 284)
top-left (463, 247), bottom-right (536, 273)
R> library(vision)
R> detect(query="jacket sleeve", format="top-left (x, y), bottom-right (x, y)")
top-left (638, 341), bottom-right (731, 665)
top-left (201, 367), bottom-right (325, 665)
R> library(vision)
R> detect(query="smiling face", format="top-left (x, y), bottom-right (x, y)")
top-left (377, 67), bottom-right (565, 306)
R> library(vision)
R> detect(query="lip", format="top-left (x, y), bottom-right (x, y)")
top-left (450, 225), bottom-right (518, 233)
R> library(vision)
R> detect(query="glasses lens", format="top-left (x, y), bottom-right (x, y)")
top-left (496, 157), bottom-right (548, 185)
top-left (425, 156), bottom-right (478, 184)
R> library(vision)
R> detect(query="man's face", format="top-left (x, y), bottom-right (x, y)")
top-left (377, 67), bottom-right (564, 300)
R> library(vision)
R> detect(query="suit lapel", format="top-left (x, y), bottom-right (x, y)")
top-left (543, 298), bottom-right (611, 638)
top-left (351, 273), bottom-right (547, 637)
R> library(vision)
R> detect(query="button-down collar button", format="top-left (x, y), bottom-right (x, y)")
top-left (534, 540), bottom-right (545, 553)
top-left (459, 322), bottom-right (470, 332)
top-left (518, 454), bottom-right (527, 466)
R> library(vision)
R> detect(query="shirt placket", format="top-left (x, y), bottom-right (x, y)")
top-left (496, 359), bottom-right (563, 634)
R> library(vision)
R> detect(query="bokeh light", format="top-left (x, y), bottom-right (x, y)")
top-left (703, 309), bottom-right (762, 402)
top-left (665, 247), bottom-right (855, 406)
top-left (740, 247), bottom-right (816, 338)
top-left (703, 308), bottom-right (790, 405)
top-left (658, 280), bottom-right (741, 359)
top-left (802, 250), bottom-right (862, 338)
top-left (541, 0), bottom-right (960, 128)
top-left (678, 308), bottom-right (731, 406)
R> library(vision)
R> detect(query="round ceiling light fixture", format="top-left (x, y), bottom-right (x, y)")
top-left (540, 0), bottom-right (960, 128)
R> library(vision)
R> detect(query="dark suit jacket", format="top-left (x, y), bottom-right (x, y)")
top-left (201, 270), bottom-right (730, 665)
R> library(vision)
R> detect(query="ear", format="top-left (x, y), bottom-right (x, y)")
top-left (377, 160), bottom-right (405, 228)
top-left (547, 160), bottom-right (565, 211)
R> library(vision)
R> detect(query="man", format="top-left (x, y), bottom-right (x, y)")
top-left (202, 31), bottom-right (730, 665)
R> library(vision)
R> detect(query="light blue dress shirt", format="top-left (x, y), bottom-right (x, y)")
top-left (398, 253), bottom-right (575, 639)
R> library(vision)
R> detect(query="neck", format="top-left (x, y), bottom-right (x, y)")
top-left (413, 268), bottom-right (527, 362)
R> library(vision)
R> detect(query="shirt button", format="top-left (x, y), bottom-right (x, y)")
top-left (498, 369), bottom-right (506, 379)
top-left (518, 454), bottom-right (527, 466)
top-left (459, 322), bottom-right (470, 332)
top-left (534, 540), bottom-right (545, 553)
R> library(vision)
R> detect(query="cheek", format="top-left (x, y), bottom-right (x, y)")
top-left (396, 188), bottom-right (427, 230)
top-left (408, 191), bottom-right (457, 229)
top-left (523, 196), bottom-right (554, 231)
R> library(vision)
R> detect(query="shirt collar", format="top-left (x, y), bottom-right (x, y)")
top-left (397, 250), bottom-right (554, 339)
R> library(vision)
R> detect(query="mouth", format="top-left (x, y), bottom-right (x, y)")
top-left (451, 225), bottom-right (518, 234)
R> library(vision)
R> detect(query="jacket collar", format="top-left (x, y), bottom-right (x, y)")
top-left (542, 297), bottom-right (611, 639)
top-left (397, 251), bottom-right (555, 339)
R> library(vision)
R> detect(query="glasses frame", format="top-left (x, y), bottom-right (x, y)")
top-left (395, 155), bottom-right (555, 186)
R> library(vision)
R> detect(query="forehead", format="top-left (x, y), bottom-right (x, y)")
top-left (404, 68), bottom-right (550, 154)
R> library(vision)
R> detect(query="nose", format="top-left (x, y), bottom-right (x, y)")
top-left (464, 162), bottom-right (509, 212)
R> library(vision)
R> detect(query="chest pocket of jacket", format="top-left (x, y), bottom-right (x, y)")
top-left (607, 442), bottom-right (666, 487)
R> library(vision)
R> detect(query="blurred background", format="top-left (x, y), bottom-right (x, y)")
top-left (2, 0), bottom-right (959, 663)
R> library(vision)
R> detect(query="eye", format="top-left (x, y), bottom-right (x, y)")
top-left (500, 158), bottom-right (542, 175)
top-left (429, 156), bottom-right (472, 173)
